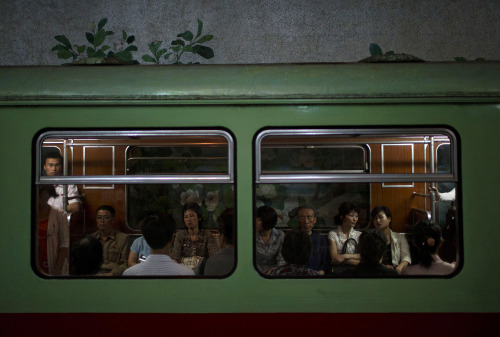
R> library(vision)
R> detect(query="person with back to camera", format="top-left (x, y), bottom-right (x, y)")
top-left (371, 206), bottom-right (411, 274)
top-left (255, 205), bottom-right (285, 272)
top-left (37, 184), bottom-right (69, 276)
top-left (127, 234), bottom-right (151, 267)
top-left (403, 220), bottom-right (455, 276)
top-left (202, 208), bottom-right (235, 276)
top-left (342, 229), bottom-right (399, 277)
top-left (264, 230), bottom-right (320, 276)
top-left (124, 214), bottom-right (194, 276)
top-left (92, 205), bottom-right (130, 276)
top-left (71, 235), bottom-right (103, 275)
top-left (328, 202), bottom-right (362, 274)
top-left (171, 202), bottom-right (218, 273)
top-left (43, 150), bottom-right (81, 213)
top-left (296, 205), bottom-right (329, 275)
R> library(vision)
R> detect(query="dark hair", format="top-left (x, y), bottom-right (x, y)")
top-left (281, 230), bottom-right (312, 265)
top-left (182, 202), bottom-right (203, 230)
top-left (43, 149), bottom-right (63, 165)
top-left (141, 213), bottom-right (176, 250)
top-left (96, 205), bottom-right (115, 218)
top-left (256, 206), bottom-right (278, 231)
top-left (71, 235), bottom-right (103, 275)
top-left (358, 229), bottom-right (388, 263)
top-left (39, 184), bottom-right (58, 199)
top-left (335, 202), bottom-right (360, 226)
top-left (218, 208), bottom-right (234, 245)
top-left (296, 205), bottom-right (317, 217)
top-left (370, 205), bottom-right (392, 228)
top-left (412, 220), bottom-right (443, 267)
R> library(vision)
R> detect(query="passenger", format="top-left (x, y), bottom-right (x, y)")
top-left (43, 150), bottom-right (81, 213)
top-left (328, 202), bottom-right (361, 274)
top-left (127, 235), bottom-right (151, 267)
top-left (429, 186), bottom-right (456, 202)
top-left (403, 220), bottom-right (455, 276)
top-left (371, 206), bottom-right (411, 274)
top-left (71, 235), bottom-right (103, 275)
top-left (255, 205), bottom-right (285, 272)
top-left (342, 229), bottom-right (398, 277)
top-left (92, 205), bottom-right (130, 276)
top-left (171, 202), bottom-right (218, 273)
top-left (264, 230), bottom-right (320, 276)
top-left (123, 214), bottom-right (194, 276)
top-left (202, 208), bottom-right (235, 276)
top-left (37, 184), bottom-right (69, 276)
top-left (297, 205), bottom-right (329, 275)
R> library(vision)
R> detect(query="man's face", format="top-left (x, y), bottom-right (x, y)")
top-left (96, 210), bottom-right (114, 233)
top-left (297, 208), bottom-right (316, 235)
top-left (44, 158), bottom-right (62, 176)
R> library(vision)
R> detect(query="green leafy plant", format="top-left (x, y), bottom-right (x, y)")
top-left (51, 18), bottom-right (138, 63)
top-left (142, 19), bottom-right (214, 64)
top-left (369, 43), bottom-right (395, 56)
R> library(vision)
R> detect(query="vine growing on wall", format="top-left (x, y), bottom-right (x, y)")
top-left (51, 18), bottom-right (214, 65)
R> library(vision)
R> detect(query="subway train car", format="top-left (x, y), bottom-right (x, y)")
top-left (1, 63), bottom-right (499, 336)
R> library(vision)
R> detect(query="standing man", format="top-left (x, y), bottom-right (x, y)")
top-left (297, 205), bottom-right (329, 275)
top-left (43, 150), bottom-right (81, 213)
top-left (123, 214), bottom-right (194, 276)
top-left (92, 205), bottom-right (130, 276)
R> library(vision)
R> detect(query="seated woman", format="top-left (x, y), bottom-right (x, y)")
top-left (255, 206), bottom-right (285, 272)
top-left (264, 230), bottom-right (320, 276)
top-left (171, 202), bottom-right (218, 273)
top-left (371, 206), bottom-right (411, 274)
top-left (328, 202), bottom-right (362, 273)
top-left (403, 220), bottom-right (455, 276)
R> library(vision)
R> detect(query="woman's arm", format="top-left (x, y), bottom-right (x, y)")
top-left (128, 250), bottom-right (138, 267)
top-left (328, 239), bottom-right (344, 265)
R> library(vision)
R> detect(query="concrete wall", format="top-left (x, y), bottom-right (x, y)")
top-left (1, 0), bottom-right (499, 65)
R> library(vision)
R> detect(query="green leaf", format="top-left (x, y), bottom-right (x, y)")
top-left (126, 35), bottom-right (135, 44)
top-left (196, 34), bottom-right (213, 44)
top-left (122, 30), bottom-right (127, 40)
top-left (54, 35), bottom-right (72, 48)
top-left (178, 30), bottom-right (194, 41)
top-left (94, 29), bottom-right (106, 46)
top-left (77, 45), bottom-right (86, 54)
top-left (51, 44), bottom-right (68, 51)
top-left (385, 50), bottom-right (395, 55)
top-left (95, 50), bottom-right (106, 58)
top-left (475, 57), bottom-right (486, 61)
top-left (124, 45), bottom-right (138, 52)
top-left (85, 32), bottom-right (94, 45)
top-left (57, 49), bottom-right (74, 59)
top-left (171, 39), bottom-right (185, 46)
top-left (193, 45), bottom-right (214, 59)
top-left (369, 43), bottom-right (383, 56)
top-left (101, 45), bottom-right (111, 52)
top-left (142, 55), bottom-right (158, 63)
top-left (157, 48), bottom-right (167, 58)
top-left (87, 47), bottom-right (96, 57)
top-left (105, 31), bottom-right (114, 36)
top-left (115, 50), bottom-right (133, 61)
top-left (97, 18), bottom-right (108, 31)
top-left (164, 53), bottom-right (172, 60)
top-left (196, 19), bottom-right (203, 38)
top-left (107, 51), bottom-right (115, 57)
top-left (182, 45), bottom-right (194, 53)
top-left (454, 57), bottom-right (467, 62)
top-left (171, 45), bottom-right (182, 52)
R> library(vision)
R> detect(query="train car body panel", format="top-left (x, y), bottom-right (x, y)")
top-left (0, 64), bottom-right (499, 319)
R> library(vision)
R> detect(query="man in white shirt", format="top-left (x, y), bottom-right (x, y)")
top-left (123, 214), bottom-right (194, 276)
top-left (43, 151), bottom-right (81, 213)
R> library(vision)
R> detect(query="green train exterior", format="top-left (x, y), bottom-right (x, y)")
top-left (0, 63), bottom-right (499, 319)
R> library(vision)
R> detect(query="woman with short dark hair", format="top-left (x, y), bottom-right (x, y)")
top-left (255, 205), bottom-right (285, 272)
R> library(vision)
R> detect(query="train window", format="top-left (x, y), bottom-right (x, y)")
top-left (34, 130), bottom-right (235, 278)
top-left (254, 128), bottom-right (459, 278)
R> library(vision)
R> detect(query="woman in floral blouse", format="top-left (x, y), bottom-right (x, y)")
top-left (171, 202), bottom-right (218, 273)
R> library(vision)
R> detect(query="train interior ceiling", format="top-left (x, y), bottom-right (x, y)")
top-left (37, 128), bottom-right (459, 275)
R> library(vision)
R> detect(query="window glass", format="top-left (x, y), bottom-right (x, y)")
top-left (35, 130), bottom-right (235, 278)
top-left (255, 128), bottom-right (459, 278)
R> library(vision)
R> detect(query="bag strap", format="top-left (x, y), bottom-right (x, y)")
top-left (341, 237), bottom-right (358, 254)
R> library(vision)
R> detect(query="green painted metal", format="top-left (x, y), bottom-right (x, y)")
top-left (0, 64), bottom-right (499, 314)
